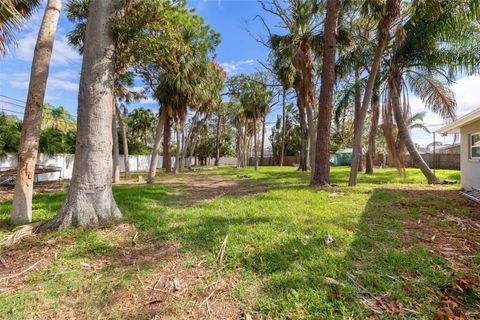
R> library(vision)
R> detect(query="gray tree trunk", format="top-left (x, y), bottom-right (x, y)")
top-left (297, 97), bottom-right (309, 171)
top-left (116, 106), bottom-right (130, 178)
top-left (253, 117), bottom-right (258, 171)
top-left (11, 0), bottom-right (62, 225)
top-left (112, 101), bottom-right (120, 183)
top-left (390, 70), bottom-right (440, 184)
top-left (306, 104), bottom-right (316, 172)
top-left (280, 89), bottom-right (286, 166)
top-left (365, 95), bottom-right (380, 174)
top-left (174, 123), bottom-right (181, 174)
top-left (147, 107), bottom-right (165, 184)
top-left (40, 0), bottom-right (121, 230)
top-left (348, 0), bottom-right (400, 186)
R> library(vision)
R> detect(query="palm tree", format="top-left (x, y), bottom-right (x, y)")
top-left (263, 0), bottom-right (324, 171)
top-left (311, 0), bottom-right (340, 186)
top-left (113, 72), bottom-right (144, 180)
top-left (0, 0), bottom-right (40, 56)
top-left (348, 0), bottom-right (401, 186)
top-left (240, 73), bottom-right (273, 171)
top-left (384, 1), bottom-right (480, 184)
top-left (42, 104), bottom-right (76, 132)
top-left (11, 0), bottom-right (62, 225)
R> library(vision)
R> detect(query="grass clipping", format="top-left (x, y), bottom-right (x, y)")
top-left (0, 222), bottom-right (43, 248)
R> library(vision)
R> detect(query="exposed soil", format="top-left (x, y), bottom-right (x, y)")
top-left (1, 224), bottom-right (242, 319)
top-left (395, 190), bottom-right (480, 283)
top-left (0, 180), bottom-right (70, 201)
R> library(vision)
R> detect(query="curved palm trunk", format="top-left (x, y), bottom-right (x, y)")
top-left (11, 0), bottom-right (62, 225)
top-left (40, 0), bottom-right (121, 230)
top-left (365, 95), bottom-right (380, 174)
top-left (147, 107), bottom-right (166, 184)
top-left (348, 0), bottom-right (400, 186)
top-left (188, 135), bottom-right (199, 169)
top-left (116, 107), bottom-right (130, 178)
top-left (353, 67), bottom-right (363, 172)
top-left (112, 102), bottom-right (120, 183)
top-left (311, 0), bottom-right (340, 186)
top-left (390, 70), bottom-right (440, 184)
top-left (280, 89), bottom-right (286, 166)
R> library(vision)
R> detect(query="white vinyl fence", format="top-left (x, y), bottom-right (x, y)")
top-left (0, 154), bottom-right (237, 182)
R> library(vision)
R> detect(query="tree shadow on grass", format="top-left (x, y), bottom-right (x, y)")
top-left (231, 188), bottom-right (479, 318)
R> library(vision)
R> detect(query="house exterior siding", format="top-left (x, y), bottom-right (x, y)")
top-left (460, 120), bottom-right (480, 190)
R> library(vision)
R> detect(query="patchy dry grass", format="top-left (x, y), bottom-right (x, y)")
top-left (0, 166), bottom-right (479, 319)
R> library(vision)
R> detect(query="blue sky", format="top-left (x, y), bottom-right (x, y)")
top-left (1, 0), bottom-right (479, 146)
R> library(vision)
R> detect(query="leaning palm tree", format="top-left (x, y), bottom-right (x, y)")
top-left (384, 0), bottom-right (480, 184)
top-left (0, 0), bottom-right (40, 56)
top-left (11, 0), bottom-right (62, 225)
top-left (348, 0), bottom-right (401, 186)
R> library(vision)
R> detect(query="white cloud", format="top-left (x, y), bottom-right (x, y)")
top-left (0, 71), bottom-right (78, 93)
top-left (409, 74), bottom-right (480, 146)
top-left (12, 32), bottom-right (81, 67)
top-left (220, 59), bottom-right (256, 75)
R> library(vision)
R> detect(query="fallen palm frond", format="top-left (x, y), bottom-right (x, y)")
top-left (0, 222), bottom-right (43, 248)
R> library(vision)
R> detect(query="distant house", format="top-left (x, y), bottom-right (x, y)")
top-left (438, 108), bottom-right (480, 192)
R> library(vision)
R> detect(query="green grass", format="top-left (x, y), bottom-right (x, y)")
top-left (0, 166), bottom-right (478, 319)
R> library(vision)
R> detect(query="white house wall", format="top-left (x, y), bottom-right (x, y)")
top-left (460, 121), bottom-right (480, 190)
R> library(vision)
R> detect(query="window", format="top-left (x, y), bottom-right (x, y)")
top-left (471, 132), bottom-right (480, 159)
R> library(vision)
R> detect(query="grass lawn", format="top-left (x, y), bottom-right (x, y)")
top-left (0, 166), bottom-right (479, 319)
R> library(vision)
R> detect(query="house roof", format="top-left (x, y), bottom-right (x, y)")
top-left (438, 107), bottom-right (480, 134)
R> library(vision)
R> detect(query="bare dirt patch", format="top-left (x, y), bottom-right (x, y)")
top-left (0, 180), bottom-right (70, 201)
top-left (395, 190), bottom-right (480, 281)
top-left (0, 237), bottom-right (73, 295)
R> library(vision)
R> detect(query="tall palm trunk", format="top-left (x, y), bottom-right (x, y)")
top-left (188, 135), bottom-right (199, 169)
top-left (174, 122), bottom-right (181, 174)
top-left (184, 111), bottom-right (199, 168)
top-left (116, 106), bottom-right (130, 178)
top-left (348, 0), bottom-right (400, 186)
top-left (40, 0), bottom-right (121, 230)
top-left (11, 0), bottom-right (62, 225)
top-left (365, 94), bottom-right (380, 174)
top-left (389, 69), bottom-right (440, 184)
top-left (112, 101), bottom-right (120, 183)
top-left (280, 88), bottom-right (286, 166)
top-left (253, 117), bottom-right (258, 170)
top-left (311, 0), bottom-right (340, 186)
top-left (260, 116), bottom-right (266, 166)
top-left (297, 95), bottom-right (309, 171)
top-left (163, 118), bottom-right (172, 172)
top-left (214, 110), bottom-right (222, 166)
top-left (306, 104), bottom-right (316, 172)
top-left (353, 67), bottom-right (363, 172)
top-left (147, 107), bottom-right (166, 183)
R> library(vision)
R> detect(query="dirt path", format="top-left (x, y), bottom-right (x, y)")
top-left (0, 173), bottom-right (272, 206)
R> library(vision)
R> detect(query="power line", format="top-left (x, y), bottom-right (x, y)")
top-left (0, 99), bottom-right (25, 109)
top-left (0, 94), bottom-right (26, 104)
top-left (0, 107), bottom-right (24, 115)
